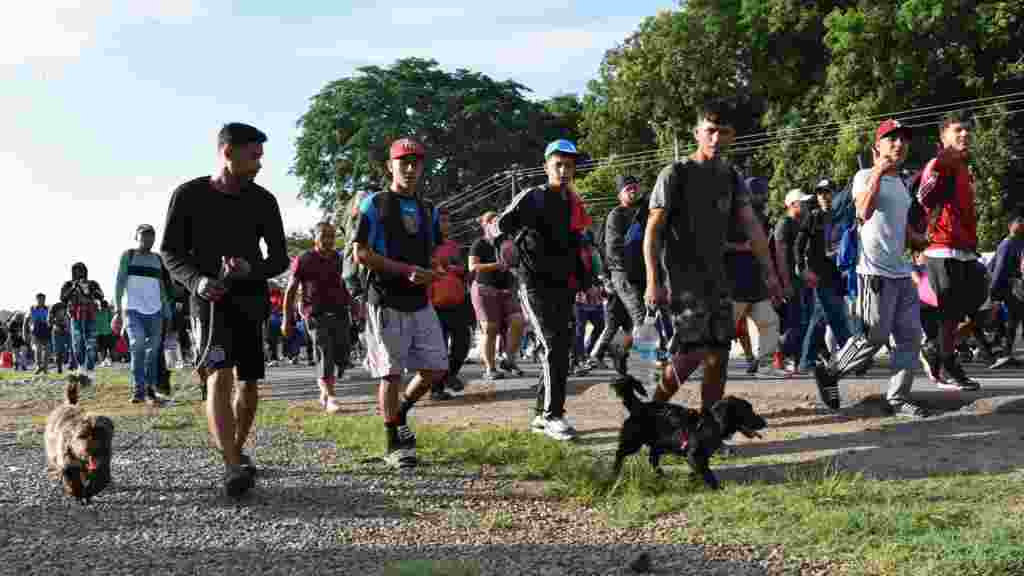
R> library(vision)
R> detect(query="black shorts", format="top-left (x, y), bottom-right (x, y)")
top-left (926, 257), bottom-right (988, 321)
top-left (191, 293), bottom-right (266, 382)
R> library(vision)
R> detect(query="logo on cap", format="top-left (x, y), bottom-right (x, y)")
top-left (390, 138), bottom-right (425, 159)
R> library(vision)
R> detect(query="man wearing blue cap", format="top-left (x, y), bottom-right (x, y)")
top-left (495, 139), bottom-right (593, 441)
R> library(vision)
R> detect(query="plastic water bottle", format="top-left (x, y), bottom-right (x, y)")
top-left (632, 312), bottom-right (660, 362)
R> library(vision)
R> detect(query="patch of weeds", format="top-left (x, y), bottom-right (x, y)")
top-left (382, 560), bottom-right (480, 576)
top-left (487, 510), bottom-right (516, 531)
top-left (446, 504), bottom-right (480, 530)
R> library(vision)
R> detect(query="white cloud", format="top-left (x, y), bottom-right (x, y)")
top-left (0, 1), bottom-right (108, 67)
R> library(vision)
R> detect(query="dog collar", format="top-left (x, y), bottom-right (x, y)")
top-left (679, 429), bottom-right (690, 451)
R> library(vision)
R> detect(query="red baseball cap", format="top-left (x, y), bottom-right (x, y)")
top-left (389, 138), bottom-right (425, 160)
top-left (875, 119), bottom-right (911, 142)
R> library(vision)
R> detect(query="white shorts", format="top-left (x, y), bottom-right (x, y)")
top-left (365, 304), bottom-right (448, 378)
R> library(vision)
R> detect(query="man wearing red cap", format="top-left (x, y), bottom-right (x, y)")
top-left (915, 113), bottom-right (984, 390)
top-left (813, 119), bottom-right (931, 416)
top-left (351, 137), bottom-right (448, 468)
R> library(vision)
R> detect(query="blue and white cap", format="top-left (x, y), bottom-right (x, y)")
top-left (544, 139), bottom-right (579, 159)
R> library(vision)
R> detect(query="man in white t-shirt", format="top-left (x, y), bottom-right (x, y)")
top-left (813, 120), bottom-right (931, 417)
top-left (113, 223), bottom-right (173, 405)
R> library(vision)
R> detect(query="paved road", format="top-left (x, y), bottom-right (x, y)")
top-left (259, 355), bottom-right (1024, 413)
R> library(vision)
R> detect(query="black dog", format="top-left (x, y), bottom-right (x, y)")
top-left (610, 375), bottom-right (767, 490)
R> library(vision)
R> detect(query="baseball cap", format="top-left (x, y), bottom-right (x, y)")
top-left (544, 139), bottom-right (579, 159)
top-left (616, 174), bottom-right (639, 190)
top-left (784, 189), bottom-right (813, 206)
top-left (814, 178), bottom-right (835, 193)
top-left (389, 138), bottom-right (425, 160)
top-left (136, 223), bottom-right (155, 234)
top-left (875, 119), bottom-right (912, 142)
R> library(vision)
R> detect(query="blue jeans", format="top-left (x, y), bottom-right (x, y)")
top-left (51, 332), bottom-right (70, 368)
top-left (800, 286), bottom-right (851, 369)
top-left (126, 310), bottom-right (163, 398)
top-left (70, 318), bottom-right (97, 371)
top-left (782, 287), bottom-right (814, 360)
top-left (574, 304), bottom-right (604, 358)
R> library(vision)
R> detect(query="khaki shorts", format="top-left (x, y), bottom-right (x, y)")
top-left (365, 303), bottom-right (448, 378)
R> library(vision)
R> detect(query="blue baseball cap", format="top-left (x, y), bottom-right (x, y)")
top-left (544, 139), bottom-right (579, 159)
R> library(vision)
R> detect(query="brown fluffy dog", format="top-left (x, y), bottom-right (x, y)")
top-left (45, 381), bottom-right (114, 503)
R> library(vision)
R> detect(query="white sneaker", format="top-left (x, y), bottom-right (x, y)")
top-left (530, 415), bottom-right (546, 433)
top-left (542, 416), bottom-right (577, 441)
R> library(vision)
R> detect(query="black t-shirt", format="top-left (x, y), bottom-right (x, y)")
top-left (469, 238), bottom-right (511, 289)
top-left (160, 177), bottom-right (289, 307)
top-left (773, 216), bottom-right (800, 284)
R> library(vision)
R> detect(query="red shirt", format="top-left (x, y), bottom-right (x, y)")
top-left (290, 250), bottom-right (351, 318)
top-left (918, 158), bottom-right (978, 252)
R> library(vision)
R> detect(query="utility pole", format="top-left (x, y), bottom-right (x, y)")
top-left (673, 131), bottom-right (679, 161)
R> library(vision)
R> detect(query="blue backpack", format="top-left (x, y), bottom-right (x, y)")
top-left (623, 204), bottom-right (649, 286)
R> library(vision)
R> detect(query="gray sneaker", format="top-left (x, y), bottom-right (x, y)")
top-left (484, 368), bottom-right (505, 381)
top-left (886, 401), bottom-right (931, 418)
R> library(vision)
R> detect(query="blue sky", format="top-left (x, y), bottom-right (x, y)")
top-left (0, 0), bottom-right (674, 311)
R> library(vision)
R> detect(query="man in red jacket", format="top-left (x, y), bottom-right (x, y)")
top-left (916, 113), bottom-right (983, 391)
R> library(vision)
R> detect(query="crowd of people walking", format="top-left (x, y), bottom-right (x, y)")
top-left (2, 110), bottom-right (1022, 498)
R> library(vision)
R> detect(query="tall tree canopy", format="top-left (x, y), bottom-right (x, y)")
top-left (576, 0), bottom-right (1024, 247)
top-left (291, 58), bottom-right (580, 219)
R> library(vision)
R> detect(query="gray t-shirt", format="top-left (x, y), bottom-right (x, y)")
top-left (853, 168), bottom-right (912, 278)
top-left (649, 157), bottom-right (750, 307)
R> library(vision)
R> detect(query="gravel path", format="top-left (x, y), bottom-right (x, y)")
top-left (0, 415), bottom-right (775, 575)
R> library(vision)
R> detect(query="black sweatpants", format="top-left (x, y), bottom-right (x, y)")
top-left (1005, 296), bottom-right (1024, 355)
top-left (435, 301), bottom-right (472, 390)
top-left (519, 286), bottom-right (571, 419)
top-left (306, 311), bottom-right (351, 381)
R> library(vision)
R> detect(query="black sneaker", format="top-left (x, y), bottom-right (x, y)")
top-left (499, 357), bottom-right (525, 377)
top-left (430, 389), bottom-right (454, 401)
top-left (384, 425), bottom-right (418, 469)
top-left (239, 452), bottom-right (259, 477)
top-left (746, 358), bottom-right (759, 375)
top-left (938, 360), bottom-right (981, 391)
top-left (813, 363), bottom-right (841, 411)
top-left (446, 375), bottom-right (465, 392)
top-left (224, 467), bottom-right (254, 499)
top-left (885, 401), bottom-right (931, 418)
top-left (919, 347), bottom-right (943, 384)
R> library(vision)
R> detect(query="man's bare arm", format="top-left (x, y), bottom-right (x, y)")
top-left (643, 208), bottom-right (667, 290)
top-left (354, 241), bottom-right (433, 284)
top-left (855, 168), bottom-right (884, 222)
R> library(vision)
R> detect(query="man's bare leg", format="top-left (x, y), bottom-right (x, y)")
top-left (234, 381), bottom-right (258, 455)
top-left (654, 349), bottom-right (705, 402)
top-left (506, 315), bottom-right (525, 358)
top-left (701, 349), bottom-right (728, 410)
top-left (206, 367), bottom-right (239, 466)
top-left (379, 375), bottom-right (402, 423)
top-left (481, 322), bottom-right (499, 372)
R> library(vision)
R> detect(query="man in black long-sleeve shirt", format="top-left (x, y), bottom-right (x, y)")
top-left (160, 123), bottom-right (289, 498)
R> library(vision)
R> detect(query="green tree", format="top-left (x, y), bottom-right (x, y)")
top-left (292, 58), bottom-right (580, 221)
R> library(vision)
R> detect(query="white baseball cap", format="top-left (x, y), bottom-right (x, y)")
top-left (784, 189), bottom-right (813, 206)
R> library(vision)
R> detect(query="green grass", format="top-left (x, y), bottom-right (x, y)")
top-left (9, 377), bottom-right (1022, 576)
top-left (283, 405), bottom-right (1024, 576)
